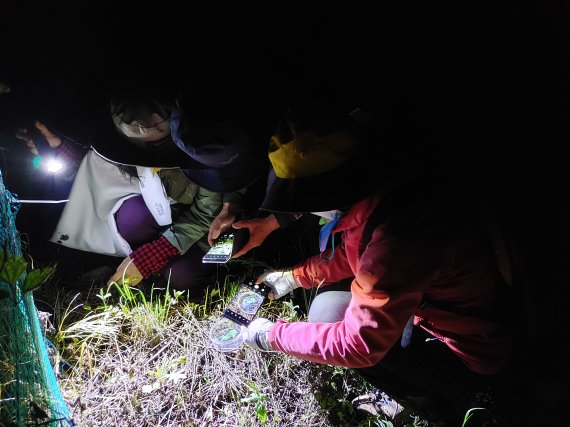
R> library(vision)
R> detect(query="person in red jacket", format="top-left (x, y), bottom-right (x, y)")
top-left (244, 103), bottom-right (513, 425)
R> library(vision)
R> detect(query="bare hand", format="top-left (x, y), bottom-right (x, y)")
top-left (107, 256), bottom-right (143, 286)
top-left (15, 120), bottom-right (62, 156)
top-left (208, 202), bottom-right (238, 245)
top-left (34, 121), bottom-right (63, 148)
top-left (231, 214), bottom-right (280, 258)
top-left (15, 127), bottom-right (39, 155)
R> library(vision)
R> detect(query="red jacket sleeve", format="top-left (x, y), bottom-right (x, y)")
top-left (271, 222), bottom-right (426, 368)
top-left (292, 241), bottom-right (354, 289)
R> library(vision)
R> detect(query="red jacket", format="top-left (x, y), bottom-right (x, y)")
top-left (268, 190), bottom-right (511, 375)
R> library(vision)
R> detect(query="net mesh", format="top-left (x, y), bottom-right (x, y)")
top-left (0, 169), bottom-right (74, 426)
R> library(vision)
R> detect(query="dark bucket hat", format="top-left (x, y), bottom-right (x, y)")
top-left (259, 103), bottom-right (381, 213)
top-left (90, 94), bottom-right (198, 169)
top-left (169, 91), bottom-right (271, 193)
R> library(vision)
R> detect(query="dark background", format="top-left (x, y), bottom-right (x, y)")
top-left (1, 0), bottom-right (567, 303)
top-left (1, 2), bottom-right (569, 417)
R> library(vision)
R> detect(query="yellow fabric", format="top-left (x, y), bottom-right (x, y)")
top-left (268, 132), bottom-right (357, 179)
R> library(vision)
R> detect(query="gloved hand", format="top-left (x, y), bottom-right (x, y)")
top-left (256, 269), bottom-right (300, 300)
top-left (107, 256), bottom-right (143, 286)
top-left (245, 318), bottom-right (275, 351)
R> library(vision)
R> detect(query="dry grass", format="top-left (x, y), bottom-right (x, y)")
top-left (47, 274), bottom-right (379, 427)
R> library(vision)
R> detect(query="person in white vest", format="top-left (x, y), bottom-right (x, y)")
top-left (50, 92), bottom-right (224, 292)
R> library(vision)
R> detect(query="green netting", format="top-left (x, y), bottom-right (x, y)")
top-left (0, 169), bottom-right (74, 426)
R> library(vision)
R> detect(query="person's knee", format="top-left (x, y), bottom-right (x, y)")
top-left (308, 291), bottom-right (351, 323)
top-left (115, 196), bottom-right (162, 245)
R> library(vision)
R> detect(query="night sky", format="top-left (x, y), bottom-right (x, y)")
top-left (1, 3), bottom-right (568, 296)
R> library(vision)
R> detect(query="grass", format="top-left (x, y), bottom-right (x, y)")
top-left (44, 260), bottom-right (430, 427)
top-left (20, 230), bottom-right (523, 427)
top-left (23, 248), bottom-right (562, 427)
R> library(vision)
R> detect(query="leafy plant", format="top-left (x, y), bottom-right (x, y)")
top-left (22, 267), bottom-right (55, 292)
top-left (240, 381), bottom-right (268, 424)
top-left (279, 300), bottom-right (301, 322)
top-left (461, 407), bottom-right (494, 427)
top-left (0, 250), bottom-right (54, 302)
top-left (0, 254), bottom-right (26, 285)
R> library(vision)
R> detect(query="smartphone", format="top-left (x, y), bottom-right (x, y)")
top-left (202, 228), bottom-right (249, 264)
top-left (222, 281), bottom-right (270, 326)
top-left (202, 233), bottom-right (234, 263)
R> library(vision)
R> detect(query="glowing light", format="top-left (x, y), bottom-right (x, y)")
top-left (32, 155), bottom-right (42, 169)
top-left (45, 158), bottom-right (64, 173)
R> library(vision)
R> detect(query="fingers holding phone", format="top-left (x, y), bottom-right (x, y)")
top-left (202, 233), bottom-right (234, 263)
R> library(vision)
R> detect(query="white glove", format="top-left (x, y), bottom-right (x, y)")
top-left (258, 269), bottom-right (300, 300)
top-left (245, 318), bottom-right (274, 351)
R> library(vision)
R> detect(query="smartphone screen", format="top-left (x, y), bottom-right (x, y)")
top-left (223, 282), bottom-right (270, 326)
top-left (202, 233), bottom-right (234, 263)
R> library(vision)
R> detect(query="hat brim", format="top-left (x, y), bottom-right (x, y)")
top-left (92, 116), bottom-right (270, 192)
top-left (259, 153), bottom-right (379, 213)
top-left (90, 120), bottom-right (204, 169)
top-left (182, 153), bottom-right (270, 193)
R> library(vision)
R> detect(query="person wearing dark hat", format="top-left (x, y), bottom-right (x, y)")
top-left (170, 83), bottom-right (337, 259)
top-left (167, 81), bottom-right (312, 256)
top-left (242, 103), bottom-right (515, 425)
top-left (169, 79), bottom-right (275, 216)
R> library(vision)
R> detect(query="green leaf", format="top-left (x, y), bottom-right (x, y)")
top-left (0, 256), bottom-right (27, 286)
top-left (22, 266), bottom-right (54, 293)
top-left (256, 407), bottom-right (267, 423)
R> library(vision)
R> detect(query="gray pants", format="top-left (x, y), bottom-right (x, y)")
top-left (308, 291), bottom-right (352, 323)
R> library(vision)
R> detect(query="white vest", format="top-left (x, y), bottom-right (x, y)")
top-left (50, 150), bottom-right (172, 257)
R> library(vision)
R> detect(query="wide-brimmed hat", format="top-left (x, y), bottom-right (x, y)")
top-left (259, 103), bottom-right (382, 213)
top-left (90, 94), bottom-right (198, 169)
top-left (169, 89), bottom-right (272, 193)
top-left (90, 93), bottom-right (271, 193)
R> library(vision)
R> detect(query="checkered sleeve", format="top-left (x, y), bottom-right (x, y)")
top-left (130, 236), bottom-right (180, 279)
